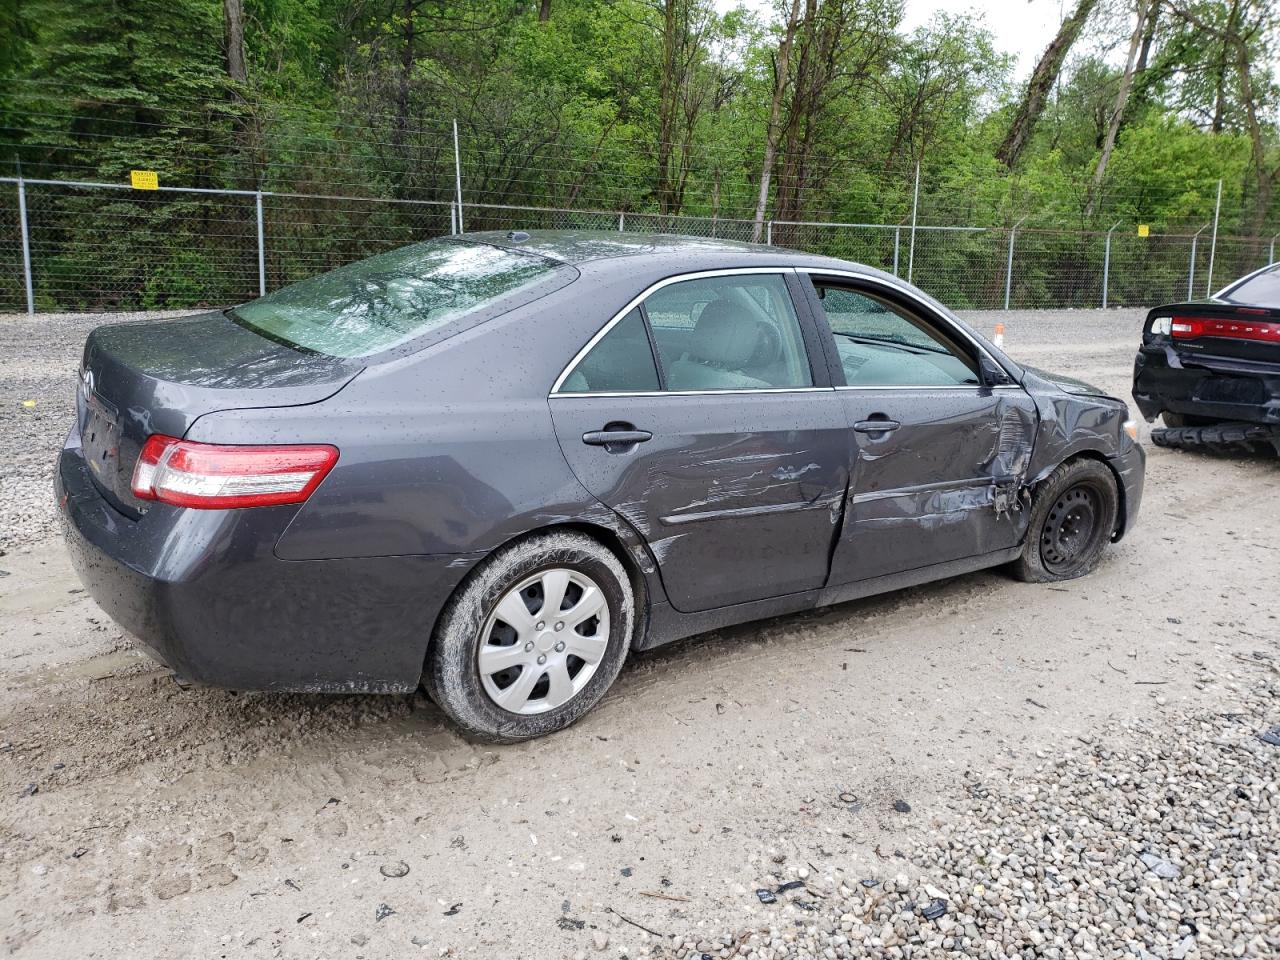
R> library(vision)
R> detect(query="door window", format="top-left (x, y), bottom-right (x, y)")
top-left (559, 307), bottom-right (660, 393)
top-left (813, 284), bottom-right (980, 387)
top-left (645, 275), bottom-right (813, 391)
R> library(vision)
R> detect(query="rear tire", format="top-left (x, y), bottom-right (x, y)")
top-left (1161, 412), bottom-right (1215, 428)
top-left (1011, 459), bottom-right (1119, 583)
top-left (424, 531), bottom-right (633, 743)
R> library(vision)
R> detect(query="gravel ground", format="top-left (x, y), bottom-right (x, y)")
top-left (1, 307), bottom-right (1278, 959)
top-left (665, 678), bottom-right (1280, 960)
top-left (0, 311), bottom-right (188, 552)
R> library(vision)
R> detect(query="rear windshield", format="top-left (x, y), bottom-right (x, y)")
top-left (1222, 264), bottom-right (1280, 305)
top-left (230, 239), bottom-right (563, 358)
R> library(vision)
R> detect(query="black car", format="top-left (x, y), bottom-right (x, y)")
top-left (59, 231), bottom-right (1145, 742)
top-left (1133, 263), bottom-right (1280, 454)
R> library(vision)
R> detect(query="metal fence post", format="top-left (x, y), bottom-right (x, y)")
top-left (452, 118), bottom-right (465, 234)
top-left (1187, 223), bottom-right (1208, 300)
top-left (1270, 232), bottom-right (1277, 265)
top-left (1206, 178), bottom-right (1222, 295)
top-left (1003, 217), bottom-right (1026, 310)
top-left (907, 161), bottom-right (920, 283)
top-left (618, 211), bottom-right (625, 233)
top-left (1102, 221), bottom-right (1121, 309)
top-left (765, 221), bottom-right (773, 246)
top-left (450, 202), bottom-right (458, 235)
top-left (16, 175), bottom-right (34, 315)
top-left (892, 225), bottom-right (901, 276)
top-left (254, 190), bottom-right (266, 297)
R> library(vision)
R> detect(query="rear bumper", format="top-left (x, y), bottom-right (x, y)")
top-left (1133, 345), bottom-right (1280, 425)
top-left (56, 435), bottom-right (482, 693)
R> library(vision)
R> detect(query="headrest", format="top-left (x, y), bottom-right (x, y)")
top-left (689, 300), bottom-right (758, 365)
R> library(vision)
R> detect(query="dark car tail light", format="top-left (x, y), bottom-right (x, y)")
top-left (1170, 315), bottom-right (1280, 344)
top-left (131, 435), bottom-right (339, 509)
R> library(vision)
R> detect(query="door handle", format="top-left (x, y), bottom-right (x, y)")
top-left (582, 428), bottom-right (653, 446)
top-left (853, 418), bottom-right (901, 435)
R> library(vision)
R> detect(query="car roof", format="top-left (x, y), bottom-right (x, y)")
top-left (464, 229), bottom-right (818, 265)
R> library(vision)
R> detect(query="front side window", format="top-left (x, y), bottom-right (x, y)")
top-left (813, 284), bottom-right (979, 387)
top-left (231, 239), bottom-right (566, 358)
top-left (644, 274), bottom-right (812, 391)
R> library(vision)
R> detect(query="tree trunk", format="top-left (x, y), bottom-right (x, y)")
top-left (655, 0), bottom-right (679, 214)
top-left (996, 0), bottom-right (1099, 169)
top-left (223, 0), bottom-right (247, 89)
top-left (1232, 24), bottom-right (1273, 235)
top-left (772, 1), bottom-right (816, 224)
top-left (393, 0), bottom-right (415, 158)
top-left (539, 0), bottom-right (552, 23)
top-left (1210, 0), bottom-right (1240, 132)
top-left (1085, 0), bottom-right (1150, 217)
top-left (752, 0), bottom-right (804, 243)
top-left (1136, 0), bottom-right (1159, 72)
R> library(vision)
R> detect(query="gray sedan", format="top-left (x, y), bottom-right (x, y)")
top-left (57, 231), bottom-right (1144, 741)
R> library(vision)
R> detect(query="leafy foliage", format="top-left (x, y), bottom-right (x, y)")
top-left (0, 0), bottom-right (1276, 310)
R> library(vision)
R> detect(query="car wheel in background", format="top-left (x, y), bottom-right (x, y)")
top-left (1011, 459), bottom-right (1119, 583)
top-left (425, 531), bottom-right (633, 743)
top-left (1161, 412), bottom-right (1216, 428)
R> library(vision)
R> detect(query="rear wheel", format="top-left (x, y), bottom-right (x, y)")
top-left (425, 531), bottom-right (633, 743)
top-left (1011, 459), bottom-right (1118, 583)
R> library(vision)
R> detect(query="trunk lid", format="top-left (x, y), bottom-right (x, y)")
top-left (1147, 300), bottom-right (1280, 368)
top-left (78, 311), bottom-right (360, 516)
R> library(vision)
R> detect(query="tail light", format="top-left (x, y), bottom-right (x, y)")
top-left (1170, 315), bottom-right (1280, 344)
top-left (131, 435), bottom-right (339, 509)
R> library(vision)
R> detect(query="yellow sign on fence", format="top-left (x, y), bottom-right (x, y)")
top-left (1137, 223), bottom-right (1150, 237)
top-left (130, 169), bottom-right (159, 190)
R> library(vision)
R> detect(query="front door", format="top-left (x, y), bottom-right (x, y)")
top-left (802, 276), bottom-right (1038, 585)
top-left (549, 270), bottom-right (848, 613)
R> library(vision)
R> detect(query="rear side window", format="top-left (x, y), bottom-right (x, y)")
top-left (559, 308), bottom-right (660, 393)
top-left (1223, 265), bottom-right (1280, 304)
top-left (230, 240), bottom-right (564, 358)
top-left (645, 274), bottom-right (813, 391)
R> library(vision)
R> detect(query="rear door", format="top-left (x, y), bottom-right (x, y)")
top-left (549, 268), bottom-right (849, 613)
top-left (800, 272), bottom-right (1038, 585)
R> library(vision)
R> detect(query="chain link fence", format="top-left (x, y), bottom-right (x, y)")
top-left (1, 176), bottom-right (1276, 314)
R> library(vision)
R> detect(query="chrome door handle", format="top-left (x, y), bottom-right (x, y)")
top-left (582, 429), bottom-right (652, 446)
top-left (853, 419), bottom-right (901, 434)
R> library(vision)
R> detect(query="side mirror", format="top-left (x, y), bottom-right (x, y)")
top-left (980, 356), bottom-right (1014, 387)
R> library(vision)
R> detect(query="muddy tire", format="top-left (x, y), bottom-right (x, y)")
top-left (424, 531), bottom-right (633, 743)
top-left (1151, 421), bottom-right (1279, 456)
top-left (1011, 459), bottom-right (1119, 583)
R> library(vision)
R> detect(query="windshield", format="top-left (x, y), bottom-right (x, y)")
top-left (230, 239), bottom-right (563, 358)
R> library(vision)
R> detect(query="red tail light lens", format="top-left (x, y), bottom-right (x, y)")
top-left (1170, 315), bottom-right (1280, 344)
top-left (131, 436), bottom-right (339, 509)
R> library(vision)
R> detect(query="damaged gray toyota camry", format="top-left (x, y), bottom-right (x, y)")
top-left (58, 231), bottom-right (1144, 741)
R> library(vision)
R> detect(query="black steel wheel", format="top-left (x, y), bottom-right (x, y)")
top-left (1040, 483), bottom-right (1104, 575)
top-left (1011, 459), bottom-right (1119, 583)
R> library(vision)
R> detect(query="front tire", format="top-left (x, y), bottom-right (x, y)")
top-left (425, 531), bottom-right (633, 743)
top-left (1011, 459), bottom-right (1119, 583)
